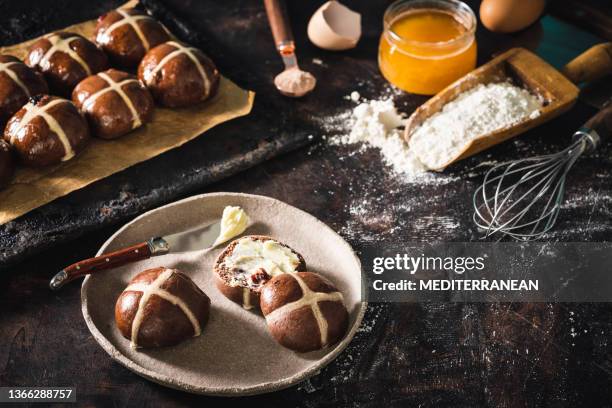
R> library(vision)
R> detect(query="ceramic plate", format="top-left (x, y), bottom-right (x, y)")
top-left (81, 192), bottom-right (365, 396)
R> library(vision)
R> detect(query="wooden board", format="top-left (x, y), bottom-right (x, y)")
top-left (0, 0), bottom-right (315, 266)
top-left (0, 1), bottom-right (254, 225)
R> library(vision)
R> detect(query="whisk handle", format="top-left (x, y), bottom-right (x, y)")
top-left (576, 104), bottom-right (612, 151)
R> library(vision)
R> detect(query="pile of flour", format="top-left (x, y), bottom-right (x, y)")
top-left (332, 82), bottom-right (542, 178)
top-left (335, 98), bottom-right (427, 176)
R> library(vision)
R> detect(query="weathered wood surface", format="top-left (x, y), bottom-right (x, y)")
top-left (1, 0), bottom-right (612, 406)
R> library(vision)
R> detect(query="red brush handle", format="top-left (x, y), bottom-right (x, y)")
top-left (264, 0), bottom-right (294, 51)
top-left (49, 238), bottom-right (169, 290)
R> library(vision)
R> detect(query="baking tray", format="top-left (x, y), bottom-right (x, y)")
top-left (0, 0), bottom-right (317, 266)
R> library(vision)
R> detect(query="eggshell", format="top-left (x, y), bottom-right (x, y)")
top-left (308, 1), bottom-right (361, 51)
top-left (480, 0), bottom-right (545, 33)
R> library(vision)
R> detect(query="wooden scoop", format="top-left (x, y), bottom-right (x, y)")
top-left (404, 43), bottom-right (612, 170)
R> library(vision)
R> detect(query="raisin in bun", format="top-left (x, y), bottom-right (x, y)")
top-left (72, 69), bottom-right (154, 139)
top-left (138, 41), bottom-right (219, 107)
top-left (4, 95), bottom-right (90, 167)
top-left (95, 8), bottom-right (171, 68)
top-left (26, 32), bottom-right (108, 96)
top-left (260, 272), bottom-right (349, 353)
top-left (0, 140), bottom-right (15, 189)
top-left (214, 235), bottom-right (306, 310)
top-left (0, 55), bottom-right (48, 128)
top-left (115, 267), bottom-right (211, 348)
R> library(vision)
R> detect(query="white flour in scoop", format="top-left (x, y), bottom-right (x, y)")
top-left (328, 81), bottom-right (542, 179)
top-left (409, 82), bottom-right (542, 169)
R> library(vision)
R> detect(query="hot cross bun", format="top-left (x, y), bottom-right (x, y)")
top-left (138, 41), bottom-right (219, 107)
top-left (0, 55), bottom-right (48, 128)
top-left (260, 272), bottom-right (349, 352)
top-left (115, 267), bottom-right (211, 348)
top-left (26, 32), bottom-right (108, 96)
top-left (72, 69), bottom-right (154, 139)
top-left (214, 235), bottom-right (306, 311)
top-left (95, 8), bottom-right (171, 68)
top-left (4, 95), bottom-right (90, 167)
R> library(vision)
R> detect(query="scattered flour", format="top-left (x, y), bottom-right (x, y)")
top-left (409, 82), bottom-right (542, 169)
top-left (333, 99), bottom-right (427, 177)
top-left (343, 91), bottom-right (361, 102)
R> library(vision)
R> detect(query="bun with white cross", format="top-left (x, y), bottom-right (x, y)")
top-left (72, 69), bottom-right (154, 139)
top-left (138, 41), bottom-right (219, 107)
top-left (0, 140), bottom-right (15, 189)
top-left (115, 267), bottom-right (211, 349)
top-left (0, 55), bottom-right (48, 128)
top-left (95, 8), bottom-right (171, 68)
top-left (26, 32), bottom-right (108, 96)
top-left (4, 95), bottom-right (90, 167)
top-left (260, 272), bottom-right (349, 353)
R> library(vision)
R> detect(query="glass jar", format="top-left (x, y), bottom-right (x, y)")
top-left (378, 0), bottom-right (477, 95)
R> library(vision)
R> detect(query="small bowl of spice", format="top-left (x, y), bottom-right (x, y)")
top-left (378, 0), bottom-right (477, 95)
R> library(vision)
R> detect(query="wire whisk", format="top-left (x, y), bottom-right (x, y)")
top-left (473, 105), bottom-right (611, 240)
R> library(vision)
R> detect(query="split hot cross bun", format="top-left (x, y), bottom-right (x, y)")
top-left (214, 235), bottom-right (306, 310)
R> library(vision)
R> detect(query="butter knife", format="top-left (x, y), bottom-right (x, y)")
top-left (49, 221), bottom-right (221, 290)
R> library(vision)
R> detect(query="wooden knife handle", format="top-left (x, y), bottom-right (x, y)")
top-left (562, 42), bottom-right (612, 84)
top-left (49, 238), bottom-right (169, 290)
top-left (264, 0), bottom-right (294, 51)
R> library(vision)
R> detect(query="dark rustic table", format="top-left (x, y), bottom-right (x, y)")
top-left (1, 0), bottom-right (612, 407)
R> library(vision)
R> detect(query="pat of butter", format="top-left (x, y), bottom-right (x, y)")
top-left (214, 206), bottom-right (250, 246)
top-left (225, 238), bottom-right (300, 280)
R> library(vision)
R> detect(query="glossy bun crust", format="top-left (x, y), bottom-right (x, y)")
top-left (95, 8), bottom-right (171, 67)
top-left (26, 32), bottom-right (108, 96)
top-left (138, 41), bottom-right (219, 107)
top-left (115, 267), bottom-right (211, 348)
top-left (260, 272), bottom-right (349, 352)
top-left (4, 95), bottom-right (90, 167)
top-left (0, 140), bottom-right (15, 189)
top-left (72, 69), bottom-right (154, 139)
top-left (0, 55), bottom-right (48, 128)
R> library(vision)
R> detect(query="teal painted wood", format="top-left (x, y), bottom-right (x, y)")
top-left (537, 16), bottom-right (603, 69)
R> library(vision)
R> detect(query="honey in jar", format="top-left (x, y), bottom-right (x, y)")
top-left (379, 0), bottom-right (477, 95)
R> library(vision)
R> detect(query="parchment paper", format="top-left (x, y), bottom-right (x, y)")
top-left (0, 2), bottom-right (254, 225)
